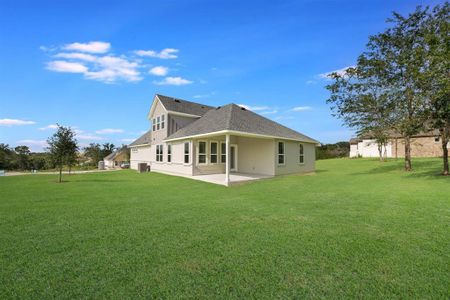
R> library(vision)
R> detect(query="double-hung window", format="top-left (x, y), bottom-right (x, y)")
top-left (167, 144), bottom-right (171, 163)
top-left (156, 145), bottom-right (163, 162)
top-left (161, 115), bottom-right (165, 129)
top-left (220, 142), bottom-right (226, 163)
top-left (299, 144), bottom-right (304, 164)
top-left (278, 142), bottom-right (285, 165)
top-left (152, 118), bottom-right (156, 131)
top-left (210, 142), bottom-right (218, 164)
top-left (184, 142), bottom-right (190, 164)
top-left (198, 141), bottom-right (207, 164)
top-left (156, 116), bottom-right (161, 130)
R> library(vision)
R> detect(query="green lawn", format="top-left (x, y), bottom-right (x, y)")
top-left (0, 158), bottom-right (449, 299)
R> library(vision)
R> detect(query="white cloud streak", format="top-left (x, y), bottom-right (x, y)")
top-left (291, 106), bottom-right (312, 111)
top-left (38, 124), bottom-right (58, 130)
top-left (95, 128), bottom-right (124, 134)
top-left (0, 119), bottom-right (36, 126)
top-left (238, 104), bottom-right (270, 111)
top-left (318, 66), bottom-right (355, 79)
top-left (153, 76), bottom-right (193, 86)
top-left (149, 66), bottom-right (168, 76)
top-left (46, 61), bottom-right (88, 73)
top-left (135, 48), bottom-right (178, 59)
top-left (63, 41), bottom-right (111, 53)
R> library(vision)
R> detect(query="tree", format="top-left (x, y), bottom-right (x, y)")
top-left (423, 3), bottom-right (450, 175)
top-left (364, 7), bottom-right (430, 170)
top-left (326, 64), bottom-right (394, 162)
top-left (14, 146), bottom-right (31, 170)
top-left (47, 125), bottom-right (78, 183)
top-left (101, 143), bottom-right (115, 158)
top-left (83, 143), bottom-right (102, 166)
top-left (0, 143), bottom-right (15, 170)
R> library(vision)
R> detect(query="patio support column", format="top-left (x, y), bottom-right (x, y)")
top-left (225, 134), bottom-right (230, 186)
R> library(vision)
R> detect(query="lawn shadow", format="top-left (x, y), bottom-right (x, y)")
top-left (350, 159), bottom-right (449, 181)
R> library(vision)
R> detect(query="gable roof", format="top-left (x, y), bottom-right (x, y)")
top-left (156, 94), bottom-right (215, 117)
top-left (165, 103), bottom-right (319, 144)
top-left (129, 130), bottom-right (152, 147)
top-left (104, 147), bottom-right (128, 161)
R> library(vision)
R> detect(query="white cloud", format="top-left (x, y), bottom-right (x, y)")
top-left (54, 52), bottom-right (97, 62)
top-left (261, 110), bottom-right (278, 115)
top-left (318, 66), bottom-right (355, 79)
top-left (306, 80), bottom-right (316, 85)
top-left (76, 134), bottom-right (104, 141)
top-left (154, 76), bottom-right (193, 86)
top-left (63, 41), bottom-right (110, 53)
top-left (135, 48), bottom-right (179, 59)
top-left (193, 92), bottom-right (215, 99)
top-left (120, 138), bottom-right (136, 142)
top-left (38, 124), bottom-right (58, 130)
top-left (0, 119), bottom-right (36, 126)
top-left (47, 61), bottom-right (88, 73)
top-left (95, 128), bottom-right (124, 134)
top-left (85, 55), bottom-right (142, 83)
top-left (238, 104), bottom-right (270, 111)
top-left (17, 139), bottom-right (48, 151)
top-left (291, 106), bottom-right (312, 111)
top-left (149, 66), bottom-right (168, 76)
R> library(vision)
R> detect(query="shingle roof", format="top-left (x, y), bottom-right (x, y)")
top-left (129, 130), bottom-right (152, 147)
top-left (165, 103), bottom-right (319, 143)
top-left (157, 94), bottom-right (215, 116)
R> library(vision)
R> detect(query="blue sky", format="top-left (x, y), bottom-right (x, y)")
top-left (0, 0), bottom-right (444, 151)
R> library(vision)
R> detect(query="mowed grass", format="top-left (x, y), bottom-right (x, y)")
top-left (0, 159), bottom-right (449, 299)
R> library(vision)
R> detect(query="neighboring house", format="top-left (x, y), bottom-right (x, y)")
top-left (104, 147), bottom-right (130, 168)
top-left (350, 130), bottom-right (449, 158)
top-left (129, 94), bottom-right (319, 185)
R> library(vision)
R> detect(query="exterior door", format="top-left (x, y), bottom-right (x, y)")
top-left (230, 145), bottom-right (237, 171)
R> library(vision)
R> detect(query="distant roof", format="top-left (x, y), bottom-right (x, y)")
top-left (129, 130), bottom-right (152, 147)
top-left (356, 128), bottom-right (440, 140)
top-left (104, 147), bottom-right (128, 161)
top-left (166, 103), bottom-right (319, 143)
top-left (157, 94), bottom-right (215, 116)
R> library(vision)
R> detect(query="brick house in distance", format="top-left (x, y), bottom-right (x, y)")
top-left (350, 130), bottom-right (450, 158)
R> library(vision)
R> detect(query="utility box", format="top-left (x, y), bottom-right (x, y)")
top-left (98, 161), bottom-right (105, 170)
top-left (138, 163), bottom-right (148, 173)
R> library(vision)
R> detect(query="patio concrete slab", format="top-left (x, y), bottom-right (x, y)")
top-left (152, 170), bottom-right (272, 186)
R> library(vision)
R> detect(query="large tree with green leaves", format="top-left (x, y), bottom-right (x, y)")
top-left (47, 125), bottom-right (78, 183)
top-left (423, 3), bottom-right (450, 175)
top-left (326, 62), bottom-right (395, 162)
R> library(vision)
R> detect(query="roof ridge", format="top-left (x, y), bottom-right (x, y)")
top-left (156, 94), bottom-right (215, 109)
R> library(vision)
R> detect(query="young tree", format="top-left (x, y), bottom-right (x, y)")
top-left (364, 7), bottom-right (430, 170)
top-left (423, 3), bottom-right (450, 175)
top-left (14, 145), bottom-right (31, 170)
top-left (326, 64), bottom-right (394, 162)
top-left (47, 125), bottom-right (78, 183)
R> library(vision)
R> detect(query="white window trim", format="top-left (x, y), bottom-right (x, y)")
top-left (209, 141), bottom-right (219, 164)
top-left (299, 143), bottom-right (305, 165)
top-left (152, 118), bottom-right (156, 131)
top-left (156, 116), bottom-right (161, 131)
top-left (183, 142), bottom-right (191, 165)
top-left (161, 114), bottom-right (165, 129)
top-left (197, 140), bottom-right (208, 165)
top-left (220, 142), bottom-right (226, 164)
top-left (277, 141), bottom-right (285, 166)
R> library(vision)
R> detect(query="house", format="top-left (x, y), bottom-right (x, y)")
top-left (103, 147), bottom-right (130, 169)
top-left (129, 94), bottom-right (319, 185)
top-left (350, 130), bottom-right (449, 158)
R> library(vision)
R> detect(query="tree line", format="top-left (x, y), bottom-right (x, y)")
top-left (1, 125), bottom-right (127, 182)
top-left (326, 3), bottom-right (449, 175)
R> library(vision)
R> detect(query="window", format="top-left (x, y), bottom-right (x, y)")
top-left (156, 116), bottom-right (160, 130)
top-left (210, 142), bottom-right (218, 164)
top-left (198, 141), bottom-right (207, 164)
top-left (299, 143), bottom-right (304, 164)
top-left (278, 142), bottom-right (285, 165)
top-left (167, 144), bottom-right (171, 162)
top-left (435, 136), bottom-right (440, 143)
top-left (184, 142), bottom-right (190, 164)
top-left (132, 148), bottom-right (138, 153)
top-left (161, 115), bottom-right (165, 129)
top-left (220, 142), bottom-right (226, 163)
top-left (152, 118), bottom-right (156, 131)
top-left (156, 145), bottom-right (163, 162)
